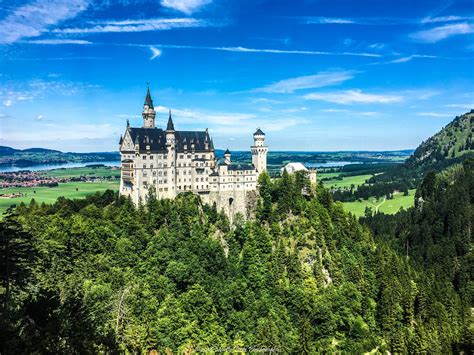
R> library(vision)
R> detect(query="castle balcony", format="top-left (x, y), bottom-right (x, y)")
top-left (122, 159), bottom-right (135, 183)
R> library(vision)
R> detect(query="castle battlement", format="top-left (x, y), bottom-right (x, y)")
top-left (119, 86), bottom-right (268, 218)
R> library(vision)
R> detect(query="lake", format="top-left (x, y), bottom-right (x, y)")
top-left (0, 160), bottom-right (360, 173)
top-left (305, 161), bottom-right (362, 168)
top-left (0, 161), bottom-right (121, 173)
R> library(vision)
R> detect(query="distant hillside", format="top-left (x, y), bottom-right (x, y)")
top-left (0, 146), bottom-right (120, 168)
top-left (0, 146), bottom-right (61, 156)
top-left (369, 110), bottom-right (474, 189)
top-left (405, 110), bottom-right (474, 171)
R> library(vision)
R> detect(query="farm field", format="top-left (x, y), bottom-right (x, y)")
top-left (322, 174), bottom-right (373, 189)
top-left (342, 189), bottom-right (416, 217)
top-left (0, 181), bottom-right (119, 216)
top-left (317, 172), bottom-right (341, 180)
top-left (45, 166), bottom-right (120, 178)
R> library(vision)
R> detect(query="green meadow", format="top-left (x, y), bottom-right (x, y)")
top-left (342, 189), bottom-right (416, 217)
top-left (321, 174), bottom-right (373, 189)
top-left (45, 166), bottom-right (120, 178)
top-left (0, 181), bottom-right (119, 216)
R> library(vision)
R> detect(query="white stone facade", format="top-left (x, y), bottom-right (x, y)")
top-left (119, 87), bottom-right (268, 218)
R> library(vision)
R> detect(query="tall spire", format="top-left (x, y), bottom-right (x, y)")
top-left (144, 83), bottom-right (154, 109)
top-left (142, 83), bottom-right (156, 128)
top-left (167, 109), bottom-right (175, 131)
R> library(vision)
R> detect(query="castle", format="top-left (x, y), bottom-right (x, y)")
top-left (119, 86), bottom-right (268, 218)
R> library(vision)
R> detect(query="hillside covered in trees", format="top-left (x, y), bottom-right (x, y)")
top-left (375, 110), bottom-right (474, 184)
top-left (1, 166), bottom-right (471, 353)
top-left (332, 110), bottom-right (474, 202)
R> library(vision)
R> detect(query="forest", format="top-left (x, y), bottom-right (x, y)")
top-left (0, 163), bottom-right (472, 353)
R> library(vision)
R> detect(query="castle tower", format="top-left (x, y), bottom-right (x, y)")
top-left (165, 110), bottom-right (177, 198)
top-left (251, 128), bottom-right (268, 173)
top-left (142, 85), bottom-right (156, 128)
top-left (224, 148), bottom-right (231, 164)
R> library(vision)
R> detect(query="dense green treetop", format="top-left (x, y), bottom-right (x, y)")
top-left (0, 168), bottom-right (471, 353)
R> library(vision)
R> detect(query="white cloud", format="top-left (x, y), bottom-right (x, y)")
top-left (0, 0), bottom-right (90, 44)
top-left (321, 108), bottom-right (349, 113)
top-left (4, 123), bottom-right (118, 142)
top-left (26, 39), bottom-right (92, 45)
top-left (153, 105), bottom-right (307, 135)
top-left (417, 112), bottom-right (453, 117)
top-left (304, 90), bottom-right (403, 104)
top-left (149, 46), bottom-right (162, 60)
top-left (410, 23), bottom-right (474, 42)
top-left (254, 71), bottom-right (356, 93)
top-left (161, 0), bottom-right (212, 14)
top-left (36, 115), bottom-right (44, 121)
top-left (54, 18), bottom-right (208, 34)
top-left (305, 17), bottom-right (355, 24)
top-left (251, 98), bottom-right (283, 104)
top-left (149, 44), bottom-right (381, 57)
top-left (155, 105), bottom-right (255, 126)
top-left (421, 16), bottom-right (474, 24)
top-left (444, 104), bottom-right (474, 110)
top-left (368, 43), bottom-right (385, 50)
top-left (213, 46), bottom-right (380, 57)
top-left (1, 79), bottom-right (98, 107)
top-left (387, 54), bottom-right (437, 64)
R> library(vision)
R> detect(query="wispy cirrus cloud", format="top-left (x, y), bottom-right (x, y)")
top-left (304, 17), bottom-right (355, 24)
top-left (155, 105), bottom-right (255, 126)
top-left (304, 90), bottom-right (403, 104)
top-left (1, 79), bottom-right (99, 107)
top-left (0, 0), bottom-right (90, 44)
top-left (149, 46), bottom-right (162, 60)
top-left (421, 16), bottom-right (474, 24)
top-left (444, 103), bottom-right (474, 110)
top-left (161, 0), bottom-right (212, 14)
top-left (154, 105), bottom-right (307, 134)
top-left (386, 54), bottom-right (437, 64)
top-left (54, 18), bottom-right (210, 34)
top-left (417, 112), bottom-right (453, 117)
top-left (410, 23), bottom-right (474, 42)
top-left (145, 44), bottom-right (381, 57)
top-left (26, 39), bottom-right (92, 45)
top-left (301, 15), bottom-right (474, 26)
top-left (254, 70), bottom-right (356, 93)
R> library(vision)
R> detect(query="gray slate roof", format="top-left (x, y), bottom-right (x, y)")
top-left (144, 87), bottom-right (154, 109)
top-left (124, 127), bottom-right (213, 152)
top-left (228, 164), bottom-right (255, 171)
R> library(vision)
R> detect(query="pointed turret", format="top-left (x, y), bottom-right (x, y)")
top-left (144, 85), bottom-right (154, 109)
top-left (142, 84), bottom-right (156, 128)
top-left (167, 110), bottom-right (175, 131)
top-left (224, 148), bottom-right (231, 164)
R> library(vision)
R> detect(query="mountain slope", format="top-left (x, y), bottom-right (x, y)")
top-left (405, 110), bottom-right (474, 171)
top-left (370, 110), bottom-right (474, 188)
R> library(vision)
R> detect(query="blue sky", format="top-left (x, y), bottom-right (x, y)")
top-left (0, 0), bottom-right (473, 152)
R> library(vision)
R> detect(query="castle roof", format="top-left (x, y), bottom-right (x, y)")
top-left (281, 162), bottom-right (307, 174)
top-left (166, 111), bottom-right (175, 131)
top-left (254, 128), bottom-right (265, 136)
top-left (144, 86), bottom-right (154, 109)
top-left (224, 148), bottom-right (231, 155)
top-left (228, 164), bottom-right (254, 171)
top-left (125, 127), bottom-right (213, 152)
